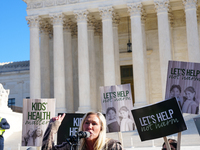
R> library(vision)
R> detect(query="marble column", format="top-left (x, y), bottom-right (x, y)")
top-left (127, 2), bottom-right (147, 107)
top-left (141, 12), bottom-right (149, 104)
top-left (49, 27), bottom-right (54, 98)
top-left (154, 0), bottom-right (172, 99)
top-left (74, 10), bottom-right (92, 113)
top-left (99, 6), bottom-right (116, 86)
top-left (113, 14), bottom-right (121, 85)
top-left (40, 20), bottom-right (51, 98)
top-left (88, 17), bottom-right (97, 111)
top-left (50, 13), bottom-right (66, 113)
top-left (71, 24), bottom-right (79, 111)
top-left (26, 15), bottom-right (41, 99)
top-left (168, 11), bottom-right (175, 60)
top-left (63, 19), bottom-right (74, 113)
top-left (183, 0), bottom-right (200, 62)
top-left (94, 21), bottom-right (103, 111)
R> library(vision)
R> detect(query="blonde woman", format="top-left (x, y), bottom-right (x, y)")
top-left (42, 112), bottom-right (124, 150)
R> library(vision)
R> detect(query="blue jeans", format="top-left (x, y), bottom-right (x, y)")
top-left (0, 136), bottom-right (4, 150)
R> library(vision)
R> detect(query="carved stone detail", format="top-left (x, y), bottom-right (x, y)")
top-left (69, 0), bottom-right (79, 4)
top-left (74, 10), bottom-right (89, 23)
top-left (168, 12), bottom-right (174, 27)
top-left (57, 0), bottom-right (67, 5)
top-left (154, 0), bottom-right (169, 13)
top-left (71, 23), bottom-right (78, 37)
top-left (32, 2), bottom-right (43, 9)
top-left (182, 0), bottom-right (197, 10)
top-left (27, 3), bottom-right (32, 9)
top-left (113, 13), bottom-right (120, 27)
top-left (94, 21), bottom-right (102, 36)
top-left (26, 15), bottom-right (41, 28)
top-left (99, 6), bottom-right (113, 20)
top-left (49, 27), bottom-right (53, 39)
top-left (0, 83), bottom-right (10, 111)
top-left (40, 20), bottom-right (51, 33)
top-left (44, 0), bottom-right (55, 7)
top-left (24, 0), bottom-right (81, 9)
top-left (63, 18), bottom-right (72, 31)
top-left (49, 13), bottom-right (64, 25)
top-left (141, 10), bottom-right (147, 25)
top-left (127, 2), bottom-right (143, 16)
top-left (88, 16), bottom-right (95, 30)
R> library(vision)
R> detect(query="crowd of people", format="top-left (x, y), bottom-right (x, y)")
top-left (1, 112), bottom-right (179, 150)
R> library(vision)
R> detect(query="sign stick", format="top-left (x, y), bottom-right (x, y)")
top-left (118, 132), bottom-right (123, 147)
top-left (163, 136), bottom-right (171, 150)
top-left (177, 132), bottom-right (181, 150)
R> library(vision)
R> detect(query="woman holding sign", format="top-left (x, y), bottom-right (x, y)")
top-left (42, 112), bottom-right (124, 150)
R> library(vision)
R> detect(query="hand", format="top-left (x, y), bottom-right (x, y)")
top-left (52, 113), bottom-right (66, 123)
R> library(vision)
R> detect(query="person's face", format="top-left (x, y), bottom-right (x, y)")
top-left (82, 114), bottom-right (101, 142)
top-left (162, 144), bottom-right (176, 150)
top-left (106, 112), bottom-right (111, 120)
top-left (171, 87), bottom-right (180, 97)
top-left (120, 110), bottom-right (128, 119)
top-left (29, 129), bottom-right (34, 136)
top-left (108, 110), bottom-right (116, 120)
top-left (185, 91), bottom-right (195, 100)
top-left (36, 128), bottom-right (42, 136)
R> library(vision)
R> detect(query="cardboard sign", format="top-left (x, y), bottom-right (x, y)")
top-left (194, 117), bottom-right (200, 135)
top-left (132, 98), bottom-right (187, 141)
top-left (57, 113), bottom-right (85, 145)
top-left (165, 61), bottom-right (200, 114)
top-left (100, 84), bottom-right (135, 133)
top-left (21, 99), bottom-right (55, 146)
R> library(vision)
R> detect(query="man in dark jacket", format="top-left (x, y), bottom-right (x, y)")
top-left (0, 117), bottom-right (10, 150)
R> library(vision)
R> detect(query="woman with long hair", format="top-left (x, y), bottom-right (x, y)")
top-left (182, 86), bottom-right (199, 114)
top-left (42, 112), bottom-right (124, 150)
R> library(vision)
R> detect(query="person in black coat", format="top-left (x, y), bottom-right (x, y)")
top-left (0, 117), bottom-right (10, 150)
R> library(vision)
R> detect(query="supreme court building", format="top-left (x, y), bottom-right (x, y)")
top-left (22, 0), bottom-right (200, 114)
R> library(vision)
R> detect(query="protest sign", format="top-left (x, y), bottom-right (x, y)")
top-left (57, 113), bottom-right (85, 145)
top-left (194, 116), bottom-right (200, 135)
top-left (100, 83), bottom-right (135, 133)
top-left (131, 97), bottom-right (187, 141)
top-left (21, 99), bottom-right (55, 146)
top-left (165, 60), bottom-right (200, 114)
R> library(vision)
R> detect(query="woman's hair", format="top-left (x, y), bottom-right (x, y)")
top-left (106, 107), bottom-right (116, 115)
top-left (78, 112), bottom-right (107, 150)
top-left (119, 106), bottom-right (130, 118)
top-left (32, 127), bottom-right (43, 145)
top-left (184, 86), bottom-right (196, 101)
top-left (162, 138), bottom-right (177, 149)
top-left (170, 85), bottom-right (181, 93)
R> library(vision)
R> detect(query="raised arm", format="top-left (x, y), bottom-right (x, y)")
top-left (41, 113), bottom-right (67, 150)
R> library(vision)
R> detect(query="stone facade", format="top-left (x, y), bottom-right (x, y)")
top-left (0, 0), bottom-right (200, 148)
top-left (22, 0), bottom-right (200, 113)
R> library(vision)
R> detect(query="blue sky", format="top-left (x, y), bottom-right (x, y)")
top-left (0, 0), bottom-right (30, 63)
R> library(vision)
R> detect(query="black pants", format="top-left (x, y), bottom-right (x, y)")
top-left (0, 136), bottom-right (4, 150)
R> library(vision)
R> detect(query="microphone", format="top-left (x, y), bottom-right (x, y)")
top-left (76, 131), bottom-right (90, 139)
top-left (66, 131), bottom-right (90, 143)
